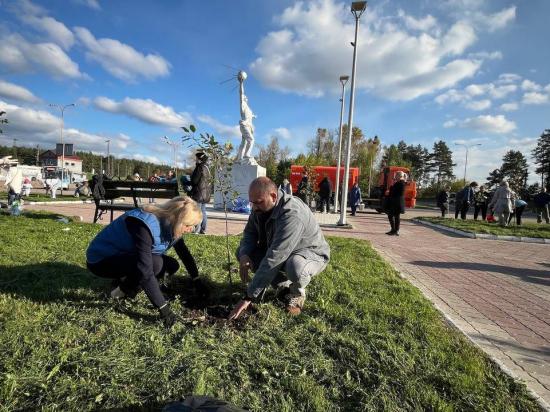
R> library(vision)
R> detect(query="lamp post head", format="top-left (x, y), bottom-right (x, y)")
top-left (340, 75), bottom-right (350, 86)
top-left (351, 1), bottom-right (367, 18)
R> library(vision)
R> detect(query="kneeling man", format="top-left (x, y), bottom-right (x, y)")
top-left (229, 177), bottom-right (330, 319)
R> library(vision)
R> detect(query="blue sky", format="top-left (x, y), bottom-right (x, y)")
top-left (1, 0), bottom-right (549, 183)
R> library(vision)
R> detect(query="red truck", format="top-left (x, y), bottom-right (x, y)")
top-left (365, 166), bottom-right (417, 212)
top-left (289, 165), bottom-right (359, 194)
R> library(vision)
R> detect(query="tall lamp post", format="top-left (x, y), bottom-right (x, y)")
top-left (163, 136), bottom-right (180, 179)
top-left (339, 1), bottom-right (367, 226)
top-left (455, 143), bottom-right (481, 184)
top-left (105, 139), bottom-right (111, 176)
top-left (50, 103), bottom-right (75, 195)
top-left (333, 75), bottom-right (349, 213)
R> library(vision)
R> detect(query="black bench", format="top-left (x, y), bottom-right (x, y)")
top-left (92, 180), bottom-right (179, 223)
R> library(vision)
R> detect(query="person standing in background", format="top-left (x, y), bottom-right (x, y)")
top-left (385, 171), bottom-right (406, 236)
top-left (190, 152), bottom-right (211, 234)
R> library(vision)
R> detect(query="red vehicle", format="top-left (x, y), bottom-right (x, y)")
top-left (365, 166), bottom-right (417, 212)
top-left (290, 165), bottom-right (359, 194)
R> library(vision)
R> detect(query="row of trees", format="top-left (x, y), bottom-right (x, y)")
top-left (0, 144), bottom-right (173, 180)
top-left (254, 126), bottom-right (549, 199)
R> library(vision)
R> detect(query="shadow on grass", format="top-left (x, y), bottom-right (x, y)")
top-left (0, 262), bottom-right (107, 302)
top-left (410, 260), bottom-right (550, 287)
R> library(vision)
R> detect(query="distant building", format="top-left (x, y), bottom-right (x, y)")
top-left (39, 149), bottom-right (83, 173)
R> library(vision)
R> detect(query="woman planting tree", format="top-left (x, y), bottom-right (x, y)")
top-left (86, 196), bottom-right (208, 328)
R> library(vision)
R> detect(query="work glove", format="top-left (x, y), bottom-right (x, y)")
top-left (159, 304), bottom-right (177, 329)
top-left (192, 277), bottom-right (210, 299)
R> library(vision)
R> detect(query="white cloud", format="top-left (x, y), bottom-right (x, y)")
top-left (250, 0), bottom-right (482, 100)
top-left (468, 51), bottom-right (502, 60)
top-left (93, 96), bottom-right (192, 128)
top-left (72, 0), bottom-right (101, 10)
top-left (464, 99), bottom-right (491, 111)
top-left (449, 114), bottom-right (516, 134)
top-left (0, 33), bottom-right (84, 78)
top-left (522, 92), bottom-right (549, 105)
top-left (74, 27), bottom-right (171, 82)
top-left (0, 81), bottom-right (40, 103)
top-left (483, 6), bottom-right (516, 32)
top-left (397, 9), bottom-right (437, 31)
top-left (497, 73), bottom-right (521, 84)
top-left (197, 115), bottom-right (241, 139)
top-left (500, 102), bottom-right (518, 112)
top-left (0, 100), bottom-right (129, 153)
top-left (521, 79), bottom-right (542, 92)
top-left (441, 3), bottom-right (516, 33)
top-left (435, 89), bottom-right (467, 104)
top-left (272, 127), bottom-right (292, 140)
top-left (7, 0), bottom-right (75, 50)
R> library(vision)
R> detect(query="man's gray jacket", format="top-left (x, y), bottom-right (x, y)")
top-left (238, 190), bottom-right (330, 298)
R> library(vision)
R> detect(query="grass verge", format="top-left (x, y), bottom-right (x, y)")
top-left (0, 194), bottom-right (90, 203)
top-left (0, 213), bottom-right (541, 411)
top-left (416, 216), bottom-right (550, 239)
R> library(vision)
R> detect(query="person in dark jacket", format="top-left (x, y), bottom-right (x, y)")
top-left (534, 187), bottom-right (550, 224)
top-left (455, 181), bottom-right (479, 220)
top-left (318, 174), bottom-right (332, 213)
top-left (349, 181), bottom-right (362, 216)
top-left (86, 197), bottom-right (205, 328)
top-left (190, 152), bottom-right (211, 234)
top-left (436, 186), bottom-right (451, 217)
top-left (297, 172), bottom-right (310, 205)
top-left (473, 185), bottom-right (488, 220)
top-left (385, 171), bottom-right (406, 236)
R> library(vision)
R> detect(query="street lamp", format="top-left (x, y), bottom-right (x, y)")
top-left (339, 1), bottom-right (367, 226)
top-left (105, 139), bottom-right (111, 176)
top-left (455, 143), bottom-right (481, 184)
top-left (50, 103), bottom-right (75, 195)
top-left (333, 75), bottom-right (349, 213)
top-left (163, 136), bottom-right (181, 179)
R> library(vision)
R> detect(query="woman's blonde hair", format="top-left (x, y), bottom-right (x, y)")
top-left (142, 196), bottom-right (202, 238)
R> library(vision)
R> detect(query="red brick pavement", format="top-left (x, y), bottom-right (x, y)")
top-left (324, 211), bottom-right (550, 408)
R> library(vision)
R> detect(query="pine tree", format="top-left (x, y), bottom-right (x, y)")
top-left (500, 150), bottom-right (529, 193)
top-left (429, 140), bottom-right (455, 185)
top-left (532, 129), bottom-right (550, 188)
top-left (486, 168), bottom-right (503, 190)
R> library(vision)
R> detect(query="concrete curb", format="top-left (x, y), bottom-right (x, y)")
top-left (412, 219), bottom-right (550, 244)
top-left (23, 199), bottom-right (94, 205)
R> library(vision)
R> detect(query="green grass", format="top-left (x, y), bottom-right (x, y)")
top-left (417, 216), bottom-right (550, 239)
top-left (0, 213), bottom-right (541, 411)
top-left (0, 193), bottom-right (89, 203)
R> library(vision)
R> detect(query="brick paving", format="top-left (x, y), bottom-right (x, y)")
top-left (22, 202), bottom-right (550, 407)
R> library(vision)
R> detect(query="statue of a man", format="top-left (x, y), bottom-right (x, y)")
top-left (235, 71), bottom-right (257, 165)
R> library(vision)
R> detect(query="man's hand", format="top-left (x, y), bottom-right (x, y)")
top-left (228, 299), bottom-right (252, 320)
top-left (239, 255), bottom-right (253, 284)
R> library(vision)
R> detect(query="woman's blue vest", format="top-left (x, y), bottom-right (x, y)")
top-left (86, 209), bottom-right (173, 264)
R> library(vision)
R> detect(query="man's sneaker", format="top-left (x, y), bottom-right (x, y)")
top-left (286, 294), bottom-right (305, 316)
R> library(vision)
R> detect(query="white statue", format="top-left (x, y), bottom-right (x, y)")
top-left (235, 71), bottom-right (257, 165)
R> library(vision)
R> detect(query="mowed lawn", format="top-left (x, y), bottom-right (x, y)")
top-left (0, 213), bottom-right (541, 411)
top-left (418, 216), bottom-right (550, 239)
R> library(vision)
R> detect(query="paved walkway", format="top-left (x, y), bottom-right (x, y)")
top-left (21, 202), bottom-right (550, 407)
top-left (324, 211), bottom-right (550, 409)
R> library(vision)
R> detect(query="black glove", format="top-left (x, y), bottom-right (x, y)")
top-left (192, 277), bottom-right (210, 299)
top-left (159, 304), bottom-right (177, 329)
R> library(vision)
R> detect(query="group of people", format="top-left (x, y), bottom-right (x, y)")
top-left (86, 176), bottom-right (330, 328)
top-left (437, 181), bottom-right (550, 226)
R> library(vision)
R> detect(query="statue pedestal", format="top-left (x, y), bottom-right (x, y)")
top-left (214, 163), bottom-right (266, 209)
